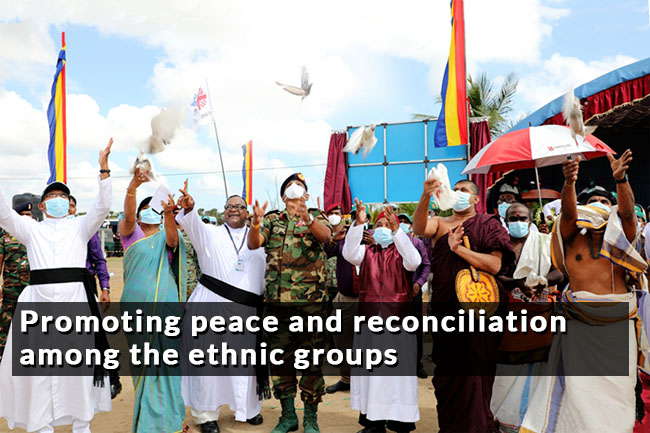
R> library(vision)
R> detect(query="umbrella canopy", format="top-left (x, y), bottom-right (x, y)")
top-left (462, 125), bottom-right (614, 175)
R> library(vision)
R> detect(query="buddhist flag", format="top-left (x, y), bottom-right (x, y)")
top-left (47, 32), bottom-right (67, 183)
top-left (434, 0), bottom-right (468, 148)
top-left (241, 140), bottom-right (253, 205)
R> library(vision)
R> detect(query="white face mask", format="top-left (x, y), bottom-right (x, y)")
top-left (328, 214), bottom-right (341, 226)
top-left (284, 183), bottom-right (305, 200)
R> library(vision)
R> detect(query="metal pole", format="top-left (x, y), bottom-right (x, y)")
top-left (534, 166), bottom-right (543, 209)
top-left (205, 80), bottom-right (229, 198)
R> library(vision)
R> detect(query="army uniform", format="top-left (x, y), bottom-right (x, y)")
top-left (181, 230), bottom-right (201, 298)
top-left (0, 229), bottom-right (30, 358)
top-left (261, 208), bottom-right (332, 405)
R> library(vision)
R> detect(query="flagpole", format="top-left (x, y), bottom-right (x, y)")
top-left (204, 79), bottom-right (229, 198)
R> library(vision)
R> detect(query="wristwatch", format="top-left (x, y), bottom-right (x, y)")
top-left (615, 174), bottom-right (628, 184)
top-left (308, 214), bottom-right (315, 226)
top-left (101, 287), bottom-right (111, 293)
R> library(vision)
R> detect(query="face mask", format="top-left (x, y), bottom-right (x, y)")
top-left (328, 214), bottom-right (341, 226)
top-left (399, 222), bottom-right (411, 234)
top-left (284, 183), bottom-right (305, 200)
top-left (373, 227), bottom-right (394, 248)
top-left (639, 221), bottom-right (644, 232)
top-left (66, 215), bottom-right (75, 220)
top-left (44, 197), bottom-right (70, 218)
top-left (498, 202), bottom-right (511, 219)
top-left (508, 221), bottom-right (529, 239)
top-left (140, 208), bottom-right (161, 225)
top-left (453, 191), bottom-right (472, 212)
top-left (589, 202), bottom-right (611, 214)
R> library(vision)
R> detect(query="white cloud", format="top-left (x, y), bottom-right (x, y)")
top-left (518, 53), bottom-right (638, 109)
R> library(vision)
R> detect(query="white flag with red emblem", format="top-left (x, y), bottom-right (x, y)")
top-left (190, 81), bottom-right (214, 130)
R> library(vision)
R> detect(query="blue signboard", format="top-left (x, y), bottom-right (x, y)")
top-left (346, 120), bottom-right (468, 204)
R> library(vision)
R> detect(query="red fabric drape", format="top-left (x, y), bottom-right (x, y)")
top-left (323, 132), bottom-right (352, 214)
top-left (469, 120), bottom-right (499, 214)
top-left (542, 74), bottom-right (650, 126)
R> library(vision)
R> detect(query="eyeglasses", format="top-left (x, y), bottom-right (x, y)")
top-left (45, 192), bottom-right (69, 199)
top-left (225, 204), bottom-right (247, 211)
top-left (507, 216), bottom-right (529, 222)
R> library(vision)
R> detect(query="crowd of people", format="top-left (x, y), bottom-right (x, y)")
top-left (0, 139), bottom-right (648, 433)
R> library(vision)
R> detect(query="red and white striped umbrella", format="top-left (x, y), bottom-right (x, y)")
top-left (462, 124), bottom-right (614, 175)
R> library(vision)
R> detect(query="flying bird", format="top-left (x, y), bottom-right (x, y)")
top-left (562, 91), bottom-right (596, 140)
top-left (343, 124), bottom-right (377, 159)
top-left (276, 66), bottom-right (312, 102)
top-left (146, 107), bottom-right (182, 154)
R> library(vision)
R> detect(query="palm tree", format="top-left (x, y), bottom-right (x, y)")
top-left (413, 72), bottom-right (519, 138)
top-left (467, 72), bottom-right (518, 138)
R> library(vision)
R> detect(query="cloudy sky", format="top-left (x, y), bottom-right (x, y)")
top-left (0, 0), bottom-right (647, 212)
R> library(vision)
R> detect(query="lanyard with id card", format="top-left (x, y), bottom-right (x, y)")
top-left (225, 225), bottom-right (248, 272)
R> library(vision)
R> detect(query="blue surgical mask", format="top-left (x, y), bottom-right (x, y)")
top-left (498, 202), bottom-right (511, 219)
top-left (589, 202), bottom-right (611, 214)
top-left (66, 215), bottom-right (75, 220)
top-left (373, 227), bottom-right (394, 248)
top-left (453, 191), bottom-right (472, 212)
top-left (399, 223), bottom-right (411, 234)
top-left (508, 221), bottom-right (529, 239)
top-left (140, 208), bottom-right (161, 225)
top-left (44, 197), bottom-right (70, 218)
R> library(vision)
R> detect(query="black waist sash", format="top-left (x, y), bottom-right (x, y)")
top-left (30, 267), bottom-right (111, 387)
top-left (198, 274), bottom-right (270, 400)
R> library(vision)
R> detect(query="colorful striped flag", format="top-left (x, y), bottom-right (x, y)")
top-left (47, 32), bottom-right (67, 183)
top-left (241, 140), bottom-right (253, 204)
top-left (434, 0), bottom-right (468, 148)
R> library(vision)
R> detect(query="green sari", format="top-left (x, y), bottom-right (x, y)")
top-left (121, 229), bottom-right (187, 433)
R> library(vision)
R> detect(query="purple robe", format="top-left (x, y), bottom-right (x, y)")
top-left (429, 213), bottom-right (513, 433)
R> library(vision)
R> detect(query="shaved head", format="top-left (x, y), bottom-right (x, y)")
top-left (454, 180), bottom-right (479, 195)
top-left (505, 202), bottom-right (530, 219)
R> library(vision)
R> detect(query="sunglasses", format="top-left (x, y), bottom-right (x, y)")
top-left (507, 216), bottom-right (529, 223)
top-left (225, 204), bottom-right (247, 211)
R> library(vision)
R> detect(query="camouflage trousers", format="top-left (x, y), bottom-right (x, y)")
top-left (0, 287), bottom-right (23, 359)
top-left (265, 303), bottom-right (328, 404)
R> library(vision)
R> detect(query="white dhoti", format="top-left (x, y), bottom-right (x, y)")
top-left (520, 291), bottom-right (638, 433)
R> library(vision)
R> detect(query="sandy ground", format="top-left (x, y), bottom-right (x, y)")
top-left (1, 257), bottom-right (439, 433)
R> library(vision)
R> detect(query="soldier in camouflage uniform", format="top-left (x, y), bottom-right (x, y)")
top-left (248, 173), bottom-right (333, 433)
top-left (175, 208), bottom-right (201, 298)
top-left (0, 201), bottom-right (32, 359)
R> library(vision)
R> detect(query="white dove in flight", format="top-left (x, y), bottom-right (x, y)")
top-left (276, 66), bottom-right (312, 102)
top-left (343, 124), bottom-right (378, 159)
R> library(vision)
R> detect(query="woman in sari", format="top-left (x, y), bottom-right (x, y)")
top-left (118, 169), bottom-right (187, 433)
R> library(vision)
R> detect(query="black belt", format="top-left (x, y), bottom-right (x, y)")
top-left (30, 267), bottom-right (112, 387)
top-left (198, 274), bottom-right (270, 400)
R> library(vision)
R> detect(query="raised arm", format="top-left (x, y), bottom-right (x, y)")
top-left (608, 150), bottom-right (637, 242)
top-left (413, 178), bottom-right (440, 238)
top-left (176, 190), bottom-right (211, 253)
top-left (342, 198), bottom-right (368, 266)
top-left (161, 194), bottom-right (179, 248)
top-left (80, 139), bottom-right (113, 241)
top-left (559, 156), bottom-right (580, 241)
top-left (447, 224), bottom-right (502, 275)
top-left (118, 166), bottom-right (148, 238)
top-left (247, 200), bottom-right (267, 250)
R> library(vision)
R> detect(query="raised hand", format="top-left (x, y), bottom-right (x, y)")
top-left (99, 137), bottom-right (113, 170)
top-left (298, 197), bottom-right (311, 223)
top-left (607, 149), bottom-right (632, 181)
top-left (448, 224), bottom-right (464, 252)
top-left (422, 178), bottom-right (442, 198)
top-left (354, 198), bottom-right (366, 226)
top-left (383, 206), bottom-right (399, 231)
top-left (161, 194), bottom-right (176, 215)
top-left (333, 226), bottom-right (348, 242)
top-left (177, 189), bottom-right (195, 211)
top-left (562, 155), bottom-right (581, 185)
top-left (252, 200), bottom-right (268, 227)
top-left (129, 167), bottom-right (149, 190)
